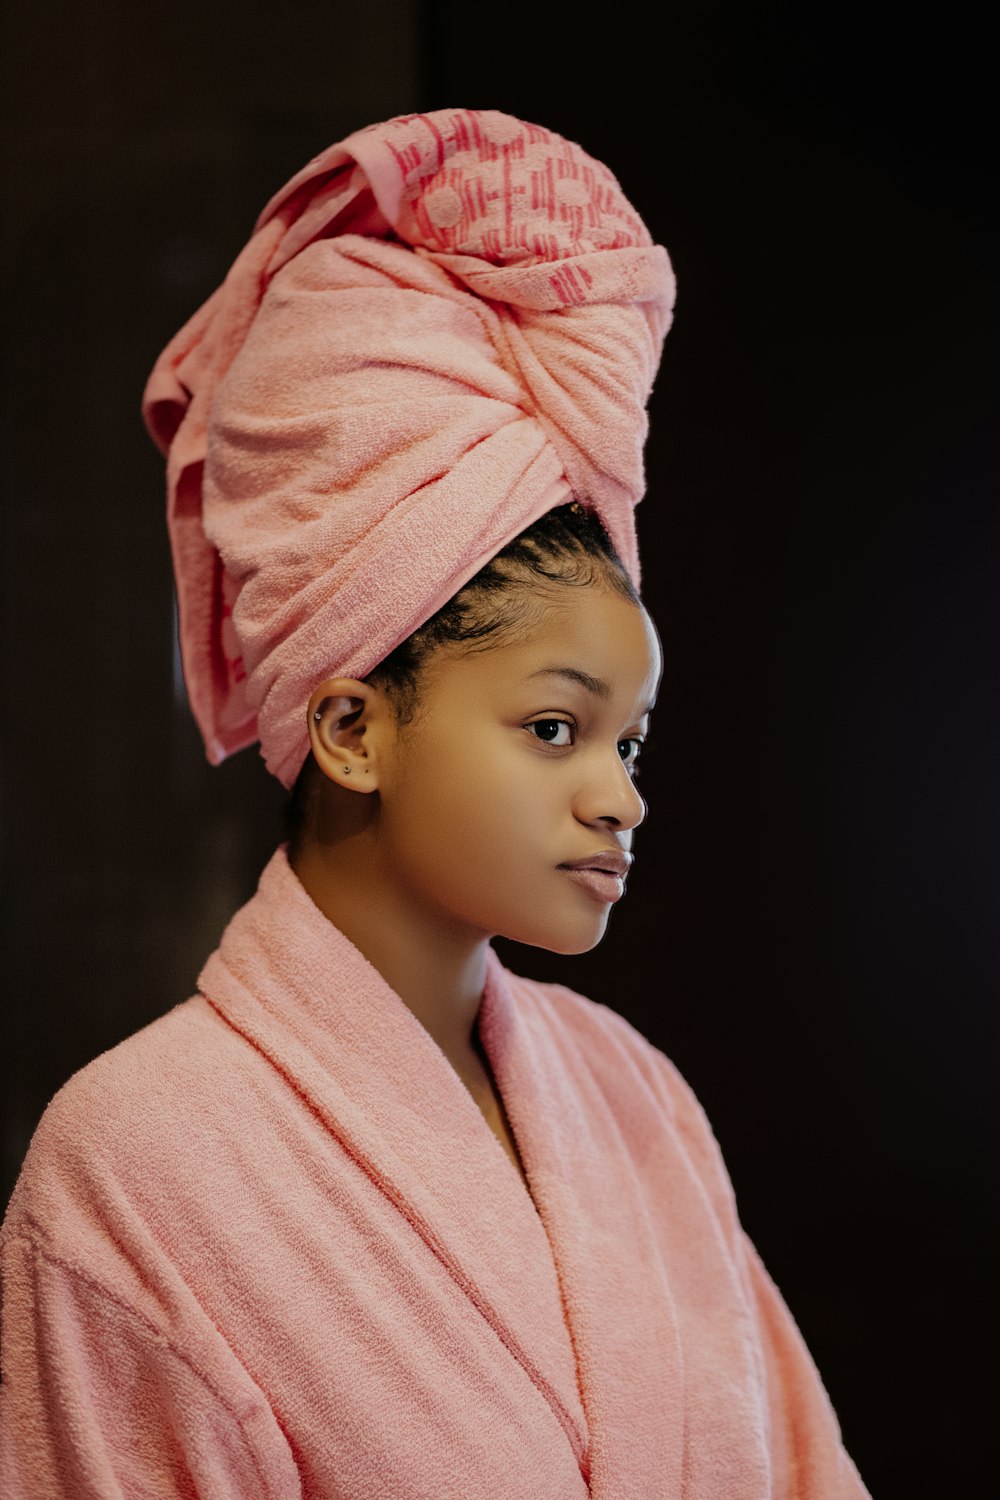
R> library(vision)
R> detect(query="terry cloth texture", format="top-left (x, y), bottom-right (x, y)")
top-left (142, 109), bottom-right (676, 788)
top-left (0, 847), bottom-right (870, 1498)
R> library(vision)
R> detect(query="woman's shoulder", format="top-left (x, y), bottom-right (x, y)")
top-left (502, 968), bottom-right (716, 1141)
top-left (3, 998), bottom-right (249, 1248)
top-left (31, 994), bottom-right (240, 1137)
top-left (507, 969), bottom-right (740, 1225)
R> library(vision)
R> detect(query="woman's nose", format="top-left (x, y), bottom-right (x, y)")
top-left (576, 750), bottom-right (647, 833)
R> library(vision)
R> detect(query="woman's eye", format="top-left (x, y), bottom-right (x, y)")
top-left (528, 719), bottom-right (574, 746)
top-left (618, 737), bottom-right (643, 771)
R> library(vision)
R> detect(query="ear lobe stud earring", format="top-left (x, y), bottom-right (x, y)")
top-left (313, 710), bottom-right (322, 722)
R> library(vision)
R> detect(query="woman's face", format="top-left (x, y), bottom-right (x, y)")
top-left (375, 583), bottom-right (662, 954)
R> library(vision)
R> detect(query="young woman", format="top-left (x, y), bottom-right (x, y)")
top-left (0, 110), bottom-right (870, 1498)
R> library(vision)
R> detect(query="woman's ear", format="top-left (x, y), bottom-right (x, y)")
top-left (306, 678), bottom-right (388, 793)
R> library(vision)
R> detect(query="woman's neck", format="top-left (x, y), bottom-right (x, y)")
top-left (290, 833), bottom-right (490, 1069)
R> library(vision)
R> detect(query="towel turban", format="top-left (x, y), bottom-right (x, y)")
top-left (143, 108), bottom-right (676, 789)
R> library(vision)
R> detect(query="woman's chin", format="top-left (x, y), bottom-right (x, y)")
top-left (500, 912), bottom-right (611, 956)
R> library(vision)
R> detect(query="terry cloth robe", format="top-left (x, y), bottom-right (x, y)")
top-left (0, 847), bottom-right (870, 1499)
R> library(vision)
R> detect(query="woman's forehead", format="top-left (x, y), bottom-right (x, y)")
top-left (443, 586), bottom-right (661, 708)
top-left (524, 590), bottom-right (661, 700)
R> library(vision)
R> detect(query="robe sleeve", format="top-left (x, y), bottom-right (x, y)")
top-left (737, 1230), bottom-right (871, 1497)
top-left (652, 1049), bottom-right (871, 1499)
top-left (0, 1229), bottom-right (301, 1500)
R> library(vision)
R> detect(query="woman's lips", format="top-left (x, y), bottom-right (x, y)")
top-left (559, 867), bottom-right (626, 904)
top-left (558, 847), bottom-right (632, 903)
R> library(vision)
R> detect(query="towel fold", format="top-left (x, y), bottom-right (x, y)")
top-left (142, 109), bottom-right (675, 787)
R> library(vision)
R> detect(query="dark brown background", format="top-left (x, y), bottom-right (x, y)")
top-left (3, 4), bottom-right (996, 1493)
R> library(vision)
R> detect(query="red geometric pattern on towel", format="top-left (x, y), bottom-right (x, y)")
top-left (371, 109), bottom-right (651, 302)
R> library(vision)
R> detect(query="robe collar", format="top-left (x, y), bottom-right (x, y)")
top-left (197, 844), bottom-right (591, 1481)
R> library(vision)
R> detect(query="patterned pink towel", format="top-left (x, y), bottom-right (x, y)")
top-left (142, 109), bottom-right (675, 787)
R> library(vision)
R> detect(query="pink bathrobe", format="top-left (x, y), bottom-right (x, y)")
top-left (0, 847), bottom-right (869, 1498)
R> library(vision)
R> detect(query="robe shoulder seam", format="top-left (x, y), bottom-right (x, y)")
top-left (3, 1219), bottom-right (278, 1490)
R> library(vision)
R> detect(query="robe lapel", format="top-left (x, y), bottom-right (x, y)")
top-left (479, 955), bottom-right (686, 1499)
top-left (197, 848), bottom-right (589, 1482)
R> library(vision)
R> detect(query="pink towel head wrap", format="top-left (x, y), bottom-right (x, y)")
top-left (142, 109), bottom-right (676, 789)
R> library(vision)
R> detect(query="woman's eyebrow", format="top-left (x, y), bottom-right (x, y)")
top-left (527, 665), bottom-right (657, 717)
top-left (527, 665), bottom-right (613, 700)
